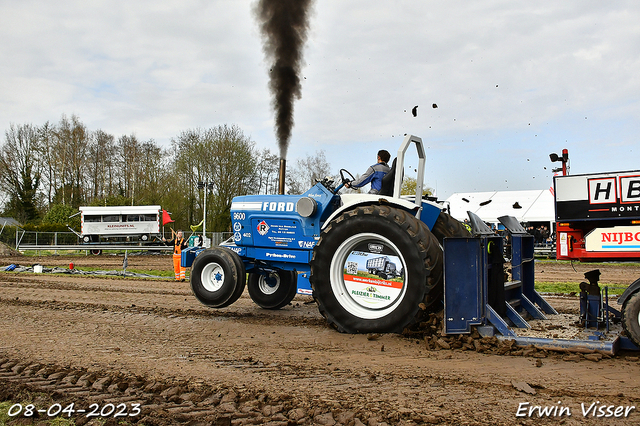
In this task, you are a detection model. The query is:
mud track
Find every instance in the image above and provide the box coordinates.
[0,254,639,425]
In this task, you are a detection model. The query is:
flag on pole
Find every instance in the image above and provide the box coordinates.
[162,209,174,225]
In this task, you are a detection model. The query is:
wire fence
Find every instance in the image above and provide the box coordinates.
[0,227,233,251]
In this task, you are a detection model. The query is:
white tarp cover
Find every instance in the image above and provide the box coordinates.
[445,189,555,224]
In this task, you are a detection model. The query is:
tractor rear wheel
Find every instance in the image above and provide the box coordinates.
[247,270,297,309]
[621,290,640,347]
[310,205,443,333]
[190,247,244,308]
[431,211,471,245]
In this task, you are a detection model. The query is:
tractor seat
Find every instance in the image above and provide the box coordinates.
[379,158,399,197]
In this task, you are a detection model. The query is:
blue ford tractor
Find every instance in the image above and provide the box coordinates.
[183,135,469,333]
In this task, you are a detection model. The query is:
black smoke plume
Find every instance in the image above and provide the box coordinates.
[255,0,314,159]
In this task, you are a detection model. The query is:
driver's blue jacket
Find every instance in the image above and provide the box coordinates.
[350,162,390,194]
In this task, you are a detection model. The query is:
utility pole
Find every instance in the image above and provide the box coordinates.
[197,181,214,248]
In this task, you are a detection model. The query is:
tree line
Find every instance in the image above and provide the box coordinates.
[0,115,333,233]
[0,115,433,235]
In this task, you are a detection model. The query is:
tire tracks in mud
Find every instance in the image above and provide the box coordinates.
[0,355,350,425]
[0,275,182,296]
[1,352,636,426]
[0,273,327,329]
[0,296,328,330]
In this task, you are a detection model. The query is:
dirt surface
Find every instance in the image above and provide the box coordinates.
[0,253,639,425]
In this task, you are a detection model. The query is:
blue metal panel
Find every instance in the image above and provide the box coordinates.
[181,246,205,268]
[443,238,484,334]
[419,202,441,230]
[485,304,516,337]
[296,271,313,295]
[246,246,312,266]
[230,182,339,249]
[512,233,558,315]
[619,336,640,351]
[520,294,547,320]
[505,304,530,329]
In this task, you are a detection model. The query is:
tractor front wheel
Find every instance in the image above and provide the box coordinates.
[247,270,297,309]
[190,247,245,308]
[310,205,443,334]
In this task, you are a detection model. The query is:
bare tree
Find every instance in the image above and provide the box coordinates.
[208,125,257,231]
[0,123,42,222]
[253,148,280,195]
[55,114,90,207]
[286,150,332,194]
[170,128,208,228]
[87,129,116,203]
[170,125,258,232]
[138,139,169,205]
[38,121,58,206]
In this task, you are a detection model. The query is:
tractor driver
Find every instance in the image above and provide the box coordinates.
[346,149,391,194]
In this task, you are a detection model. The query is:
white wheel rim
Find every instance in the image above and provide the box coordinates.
[201,262,225,292]
[258,274,280,295]
[329,233,407,320]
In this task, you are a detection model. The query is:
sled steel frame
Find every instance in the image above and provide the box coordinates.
[443,212,625,355]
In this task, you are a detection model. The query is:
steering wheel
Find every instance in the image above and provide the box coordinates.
[334,169,356,194]
[340,169,355,185]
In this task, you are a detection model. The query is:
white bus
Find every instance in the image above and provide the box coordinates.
[80,205,162,243]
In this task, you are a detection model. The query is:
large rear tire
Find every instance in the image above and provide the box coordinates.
[190,247,244,308]
[247,270,297,310]
[310,205,443,333]
[431,211,471,245]
[621,291,640,348]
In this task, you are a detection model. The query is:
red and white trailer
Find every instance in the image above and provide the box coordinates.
[553,170,640,348]
[554,170,640,261]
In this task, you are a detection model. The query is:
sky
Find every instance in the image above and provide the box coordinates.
[1,0,639,199]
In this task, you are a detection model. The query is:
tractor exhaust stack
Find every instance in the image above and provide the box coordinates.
[278,158,286,195]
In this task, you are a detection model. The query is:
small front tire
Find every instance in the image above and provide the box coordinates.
[190,248,244,308]
[247,270,297,310]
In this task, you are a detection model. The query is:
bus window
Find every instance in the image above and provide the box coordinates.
[84,215,101,222]
[125,215,140,222]
[102,215,119,222]
[142,214,156,221]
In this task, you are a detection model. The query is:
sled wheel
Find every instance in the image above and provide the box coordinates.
[622,291,640,348]
[190,247,243,308]
[430,211,471,245]
[247,270,297,310]
[310,204,443,333]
